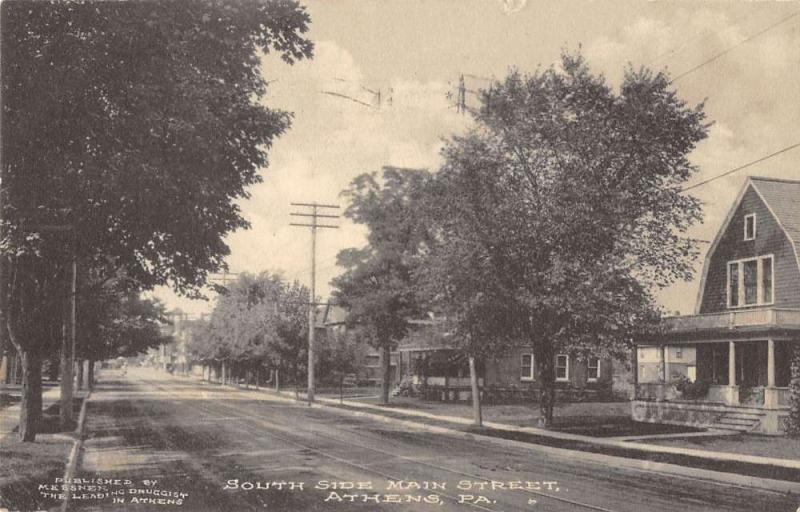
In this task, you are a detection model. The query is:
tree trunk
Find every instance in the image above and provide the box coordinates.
[59,327,74,428]
[13,352,22,384]
[469,356,482,427]
[76,358,85,390]
[87,358,95,390]
[4,351,15,384]
[19,350,41,442]
[275,368,280,391]
[380,344,391,405]
[538,346,556,428]
[221,361,227,385]
[32,354,42,423]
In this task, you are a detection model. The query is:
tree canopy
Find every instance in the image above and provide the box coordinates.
[1,0,313,296]
[332,167,432,403]
[0,0,313,441]
[189,272,309,381]
[426,53,709,425]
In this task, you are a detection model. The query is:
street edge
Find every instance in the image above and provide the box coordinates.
[184,375,800,495]
[209,381,800,496]
[307,393,800,496]
[60,390,92,512]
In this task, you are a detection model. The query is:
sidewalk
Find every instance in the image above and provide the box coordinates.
[315,393,800,470]
[0,383,62,442]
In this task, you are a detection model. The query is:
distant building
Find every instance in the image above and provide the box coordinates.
[315,304,399,386]
[632,176,800,434]
[396,320,625,403]
[154,308,202,374]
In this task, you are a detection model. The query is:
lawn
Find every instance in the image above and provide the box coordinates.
[0,434,73,511]
[0,398,82,511]
[643,433,800,461]
[317,387,632,427]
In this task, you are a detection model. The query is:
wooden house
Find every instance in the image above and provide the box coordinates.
[632,176,800,434]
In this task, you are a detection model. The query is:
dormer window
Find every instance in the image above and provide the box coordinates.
[744,213,756,240]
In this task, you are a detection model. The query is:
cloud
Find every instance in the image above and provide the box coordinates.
[154,40,470,315]
[496,0,527,15]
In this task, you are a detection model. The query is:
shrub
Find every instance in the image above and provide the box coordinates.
[786,345,800,437]
[674,376,709,400]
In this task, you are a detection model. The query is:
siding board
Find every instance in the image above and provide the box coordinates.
[700,186,800,313]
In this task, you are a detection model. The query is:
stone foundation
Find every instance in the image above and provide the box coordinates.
[631,400,789,435]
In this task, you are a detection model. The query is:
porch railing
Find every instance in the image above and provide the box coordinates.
[663,308,800,331]
[776,387,790,407]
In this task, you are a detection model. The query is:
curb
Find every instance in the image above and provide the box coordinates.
[60,390,92,512]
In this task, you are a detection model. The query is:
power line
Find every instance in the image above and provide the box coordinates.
[681,142,800,192]
[670,11,799,83]
[648,12,753,67]
[320,90,376,109]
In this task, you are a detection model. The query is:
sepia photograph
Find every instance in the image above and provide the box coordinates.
[1,0,799,510]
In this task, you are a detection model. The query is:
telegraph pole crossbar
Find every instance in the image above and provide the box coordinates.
[289,202,339,405]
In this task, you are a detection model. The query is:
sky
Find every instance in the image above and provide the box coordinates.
[153,0,800,318]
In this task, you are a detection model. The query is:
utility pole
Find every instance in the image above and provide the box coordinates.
[290,202,339,405]
[458,75,466,114]
[64,248,76,425]
[209,271,240,290]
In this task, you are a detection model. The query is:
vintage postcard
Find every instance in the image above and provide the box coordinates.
[1,1,799,511]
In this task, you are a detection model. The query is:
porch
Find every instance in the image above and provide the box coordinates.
[632,308,799,434]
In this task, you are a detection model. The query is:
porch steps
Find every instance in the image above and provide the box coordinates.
[709,410,764,432]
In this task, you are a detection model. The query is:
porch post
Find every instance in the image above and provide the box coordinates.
[659,345,666,382]
[728,341,736,386]
[767,338,775,388]
[765,338,778,408]
[726,341,739,405]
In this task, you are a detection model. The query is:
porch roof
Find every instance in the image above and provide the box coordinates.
[645,308,800,343]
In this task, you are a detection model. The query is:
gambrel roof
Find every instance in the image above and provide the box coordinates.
[695,176,800,313]
[750,177,800,264]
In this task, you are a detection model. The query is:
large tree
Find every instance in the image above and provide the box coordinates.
[1,0,312,440]
[434,53,708,427]
[414,189,519,425]
[77,279,171,365]
[332,167,431,404]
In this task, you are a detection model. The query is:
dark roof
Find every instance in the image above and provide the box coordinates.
[751,176,800,268]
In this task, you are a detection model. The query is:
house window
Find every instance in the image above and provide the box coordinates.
[555,355,569,381]
[728,262,739,307]
[727,255,774,307]
[744,213,756,240]
[520,354,535,381]
[675,348,683,360]
[587,357,600,381]
[762,257,773,302]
